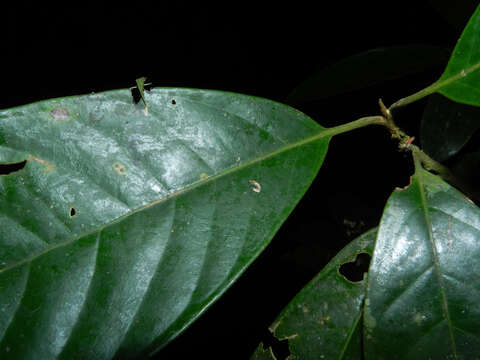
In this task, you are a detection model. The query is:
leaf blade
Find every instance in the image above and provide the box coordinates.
[0,88,330,359]
[258,228,376,360]
[420,94,480,161]
[436,4,480,106]
[364,169,480,359]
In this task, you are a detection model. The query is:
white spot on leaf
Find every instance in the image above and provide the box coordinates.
[249,180,261,193]
[50,107,70,121]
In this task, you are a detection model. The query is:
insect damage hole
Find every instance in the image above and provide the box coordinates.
[339,252,371,282]
[69,207,77,218]
[0,160,27,175]
[260,328,291,360]
[171,99,176,105]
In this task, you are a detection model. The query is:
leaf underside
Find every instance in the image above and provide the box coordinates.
[0,88,330,359]
[365,169,480,359]
[420,94,480,162]
[286,45,449,105]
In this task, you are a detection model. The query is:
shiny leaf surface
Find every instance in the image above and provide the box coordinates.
[260,228,376,360]
[286,45,449,105]
[436,4,480,106]
[0,88,330,359]
[420,94,480,161]
[364,168,480,359]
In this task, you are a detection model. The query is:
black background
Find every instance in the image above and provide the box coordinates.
[2,1,478,359]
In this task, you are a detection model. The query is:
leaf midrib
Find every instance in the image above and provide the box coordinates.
[416,169,458,358]
[0,127,331,275]
[436,61,480,92]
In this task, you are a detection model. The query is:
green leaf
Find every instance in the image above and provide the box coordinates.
[364,168,480,359]
[435,4,480,106]
[420,94,480,161]
[286,45,450,105]
[135,76,148,114]
[0,88,330,359]
[259,228,376,360]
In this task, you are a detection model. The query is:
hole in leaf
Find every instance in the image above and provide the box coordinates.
[69,207,76,217]
[130,87,142,104]
[171,99,176,105]
[130,82,152,104]
[339,252,371,282]
[261,328,290,360]
[0,160,27,175]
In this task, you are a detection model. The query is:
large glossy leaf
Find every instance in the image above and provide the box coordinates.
[420,94,480,161]
[256,228,376,360]
[0,88,330,359]
[364,168,480,359]
[435,4,480,106]
[286,45,449,105]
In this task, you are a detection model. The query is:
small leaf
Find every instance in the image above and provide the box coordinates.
[286,45,449,105]
[364,168,480,359]
[0,88,331,359]
[259,228,376,360]
[420,94,480,161]
[135,77,148,114]
[435,4,480,106]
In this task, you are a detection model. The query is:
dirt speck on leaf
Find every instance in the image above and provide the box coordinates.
[112,162,127,175]
[414,313,426,325]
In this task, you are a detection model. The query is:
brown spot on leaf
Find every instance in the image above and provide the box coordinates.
[28,155,55,172]
[112,162,127,175]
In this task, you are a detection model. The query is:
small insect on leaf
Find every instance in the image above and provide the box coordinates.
[249,180,261,193]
